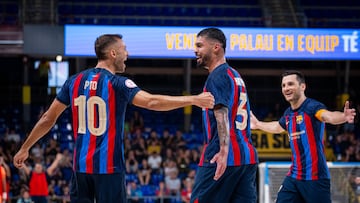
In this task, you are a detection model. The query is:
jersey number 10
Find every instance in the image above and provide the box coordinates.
[74,95,107,136]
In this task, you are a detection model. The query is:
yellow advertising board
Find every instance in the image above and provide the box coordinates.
[251,130,291,159]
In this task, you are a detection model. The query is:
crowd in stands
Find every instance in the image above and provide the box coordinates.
[0,103,359,202]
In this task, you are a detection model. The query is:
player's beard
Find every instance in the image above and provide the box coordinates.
[196,54,210,70]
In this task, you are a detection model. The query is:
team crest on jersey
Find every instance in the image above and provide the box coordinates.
[125,79,137,88]
[296,115,303,124]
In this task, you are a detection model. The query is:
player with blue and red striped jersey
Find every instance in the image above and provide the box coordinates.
[251,70,356,203]
[191,28,258,203]
[13,34,214,203]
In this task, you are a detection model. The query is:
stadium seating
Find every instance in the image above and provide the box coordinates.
[2,0,360,27]
[299,0,360,28]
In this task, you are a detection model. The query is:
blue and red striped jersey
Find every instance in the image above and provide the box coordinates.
[56,68,140,174]
[199,63,258,167]
[279,98,330,180]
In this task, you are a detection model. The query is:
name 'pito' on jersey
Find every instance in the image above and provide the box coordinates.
[84,80,98,90]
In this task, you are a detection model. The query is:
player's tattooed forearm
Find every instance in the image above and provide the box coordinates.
[214,107,230,146]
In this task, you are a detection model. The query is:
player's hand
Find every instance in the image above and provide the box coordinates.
[344,101,356,123]
[210,148,228,181]
[196,92,214,109]
[13,148,29,169]
[250,111,259,129]
[55,153,64,160]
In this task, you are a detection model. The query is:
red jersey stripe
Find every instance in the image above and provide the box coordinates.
[71,74,83,141]
[107,82,116,173]
[85,73,100,173]
[227,69,241,165]
[292,112,302,180]
[304,114,319,180]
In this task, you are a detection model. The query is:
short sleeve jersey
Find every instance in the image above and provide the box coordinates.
[200,63,258,167]
[279,98,330,180]
[56,68,141,174]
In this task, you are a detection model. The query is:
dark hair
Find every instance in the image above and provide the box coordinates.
[197,27,226,53]
[282,70,305,84]
[94,34,123,60]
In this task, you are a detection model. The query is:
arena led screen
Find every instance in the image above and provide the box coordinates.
[65,25,360,60]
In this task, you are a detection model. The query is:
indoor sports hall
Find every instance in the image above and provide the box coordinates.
[0,0,359,202]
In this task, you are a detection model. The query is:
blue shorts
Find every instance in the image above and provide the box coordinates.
[70,172,126,203]
[276,176,331,203]
[190,164,257,203]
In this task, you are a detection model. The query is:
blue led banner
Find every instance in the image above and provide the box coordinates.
[65,25,360,60]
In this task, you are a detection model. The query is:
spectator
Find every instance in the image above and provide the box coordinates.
[127,181,143,203]
[146,130,159,146]
[344,145,357,162]
[162,148,175,164]
[20,153,63,203]
[155,181,170,203]
[16,188,32,203]
[133,138,148,163]
[4,128,21,144]
[59,149,72,184]
[332,135,344,161]
[183,169,196,185]
[176,149,190,178]
[147,151,162,174]
[62,184,71,203]
[163,159,178,179]
[147,139,161,156]
[172,130,186,149]
[137,159,151,186]
[160,129,173,148]
[130,111,144,133]
[30,143,43,160]
[189,149,200,169]
[0,145,12,166]
[180,178,193,203]
[131,128,147,142]
[126,150,139,174]
[124,138,132,155]
[44,139,60,160]
[164,170,181,196]
[355,140,360,161]
[47,179,57,201]
[54,180,65,196]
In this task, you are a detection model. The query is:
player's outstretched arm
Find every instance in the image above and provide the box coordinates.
[321,101,356,125]
[132,90,214,111]
[13,99,67,169]
[250,111,285,134]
